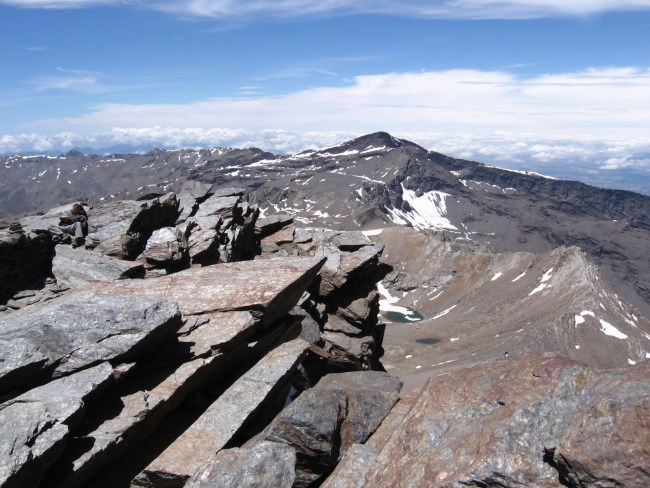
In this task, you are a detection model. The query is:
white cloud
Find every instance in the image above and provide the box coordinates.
[28,67,650,137]
[3,0,650,18]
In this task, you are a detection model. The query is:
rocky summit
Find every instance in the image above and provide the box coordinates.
[0,133,649,487]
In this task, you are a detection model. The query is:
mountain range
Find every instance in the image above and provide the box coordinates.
[3,131,650,321]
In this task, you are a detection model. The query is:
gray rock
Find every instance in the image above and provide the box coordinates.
[195,194,240,219]
[266,387,347,487]
[52,245,144,288]
[316,371,402,450]
[0,293,181,394]
[0,362,114,488]
[255,214,294,237]
[187,441,296,488]
[183,180,215,201]
[144,227,187,266]
[134,338,310,488]
[90,195,180,259]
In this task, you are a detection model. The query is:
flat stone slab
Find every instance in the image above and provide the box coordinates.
[0,362,114,488]
[52,245,144,288]
[83,257,326,325]
[133,338,310,488]
[0,293,181,394]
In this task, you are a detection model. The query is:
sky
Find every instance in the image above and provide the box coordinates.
[1,0,650,192]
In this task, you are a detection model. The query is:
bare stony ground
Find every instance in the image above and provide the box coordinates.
[370,226,650,388]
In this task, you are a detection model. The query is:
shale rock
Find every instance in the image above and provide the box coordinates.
[83,256,325,325]
[0,362,114,488]
[363,355,650,488]
[134,338,310,488]
[0,293,181,394]
[89,194,180,259]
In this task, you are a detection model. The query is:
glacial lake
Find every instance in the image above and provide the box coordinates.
[381,307,424,323]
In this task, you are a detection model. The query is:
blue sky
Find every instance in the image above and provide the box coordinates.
[1,1,650,192]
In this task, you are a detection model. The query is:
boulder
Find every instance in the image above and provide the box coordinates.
[255,214,294,238]
[264,371,401,487]
[52,245,144,288]
[0,362,114,488]
[0,293,181,394]
[0,225,53,303]
[187,441,296,488]
[90,195,180,259]
[144,226,187,267]
[363,355,650,488]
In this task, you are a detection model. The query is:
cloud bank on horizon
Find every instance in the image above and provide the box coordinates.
[1,0,650,192]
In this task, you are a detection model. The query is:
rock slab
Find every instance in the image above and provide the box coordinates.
[0,293,181,394]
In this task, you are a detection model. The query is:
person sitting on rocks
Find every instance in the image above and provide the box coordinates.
[51,203,89,248]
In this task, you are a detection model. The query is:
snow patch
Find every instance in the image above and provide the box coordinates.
[491,272,503,281]
[432,305,457,320]
[387,184,458,231]
[361,229,383,236]
[599,319,628,339]
[512,272,526,282]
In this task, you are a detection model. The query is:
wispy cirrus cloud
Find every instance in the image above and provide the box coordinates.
[30,67,109,93]
[3,0,650,18]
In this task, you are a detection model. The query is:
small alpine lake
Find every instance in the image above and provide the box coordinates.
[381,306,424,323]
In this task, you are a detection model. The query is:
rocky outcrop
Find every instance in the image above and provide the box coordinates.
[0,363,114,488]
[0,195,393,488]
[0,223,53,304]
[346,355,650,488]
[258,223,387,371]
[186,441,297,488]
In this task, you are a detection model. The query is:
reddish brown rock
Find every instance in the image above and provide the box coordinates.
[363,355,650,488]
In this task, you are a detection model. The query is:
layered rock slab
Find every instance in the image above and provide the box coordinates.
[363,355,650,488]
[0,362,114,488]
[52,245,144,288]
[49,311,257,488]
[133,338,310,488]
[0,294,181,394]
[83,256,325,324]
